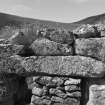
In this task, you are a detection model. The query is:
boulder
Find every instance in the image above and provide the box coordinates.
[87,85,105,105]
[0,44,24,73]
[31,38,73,56]
[75,37,105,61]
[20,56,105,77]
[45,29,74,44]
[73,24,99,38]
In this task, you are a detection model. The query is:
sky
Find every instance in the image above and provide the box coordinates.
[0,0,105,23]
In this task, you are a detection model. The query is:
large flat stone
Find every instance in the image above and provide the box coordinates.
[20,56,105,77]
[75,37,105,61]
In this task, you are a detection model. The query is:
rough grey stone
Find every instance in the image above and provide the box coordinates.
[31,95,40,103]
[45,29,74,44]
[0,39,10,44]
[36,76,52,86]
[101,31,105,37]
[66,91,81,97]
[32,87,44,96]
[64,98,80,105]
[87,85,105,105]
[75,37,105,61]
[51,96,63,103]
[0,44,24,73]
[33,76,40,82]
[49,88,66,98]
[27,82,39,90]
[65,85,80,92]
[64,78,81,85]
[31,95,51,105]
[73,24,99,38]
[51,77,64,86]
[0,44,24,56]
[21,56,105,77]
[31,38,73,55]
[95,24,105,32]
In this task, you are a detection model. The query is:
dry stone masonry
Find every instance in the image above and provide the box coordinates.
[0,24,105,105]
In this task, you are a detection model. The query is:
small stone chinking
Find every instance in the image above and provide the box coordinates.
[0,23,105,105]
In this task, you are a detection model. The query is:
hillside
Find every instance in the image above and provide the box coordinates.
[74,13,105,25]
[0,12,78,31]
[0,12,105,31]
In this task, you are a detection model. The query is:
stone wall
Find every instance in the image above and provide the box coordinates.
[27,76,81,105]
[0,24,105,105]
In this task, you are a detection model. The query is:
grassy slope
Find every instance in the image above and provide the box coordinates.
[0,12,105,30]
[73,13,105,24]
[0,12,105,39]
[0,12,77,30]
